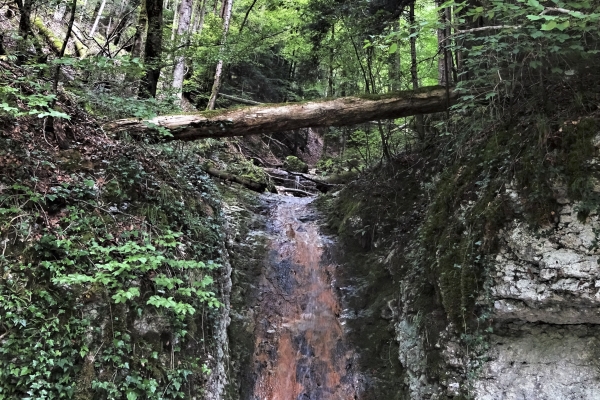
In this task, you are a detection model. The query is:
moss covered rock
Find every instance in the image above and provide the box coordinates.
[283,156,308,173]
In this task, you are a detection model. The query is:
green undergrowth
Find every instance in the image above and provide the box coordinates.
[0,122,226,399]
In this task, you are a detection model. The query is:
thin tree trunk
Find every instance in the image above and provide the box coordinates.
[89,0,107,37]
[206,0,233,110]
[409,2,425,141]
[54,3,67,21]
[15,0,33,64]
[437,1,453,86]
[140,0,164,98]
[377,120,391,161]
[111,0,140,45]
[173,0,194,101]
[238,0,257,33]
[191,0,206,33]
[349,33,370,94]
[327,23,335,97]
[79,0,88,24]
[170,0,180,41]
[107,86,458,140]
[47,0,77,137]
[131,0,148,59]
[124,0,147,93]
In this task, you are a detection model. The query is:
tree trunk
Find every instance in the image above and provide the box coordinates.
[191,0,206,33]
[437,2,453,86]
[140,0,164,98]
[170,0,180,41]
[78,0,88,24]
[172,0,194,101]
[409,2,425,141]
[205,167,267,192]
[15,0,34,64]
[106,86,457,140]
[54,3,67,21]
[46,0,78,137]
[327,23,335,97]
[89,0,107,37]
[111,0,140,46]
[206,0,233,110]
[238,0,257,33]
[131,0,148,59]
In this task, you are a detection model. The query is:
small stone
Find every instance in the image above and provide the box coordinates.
[560,215,574,224]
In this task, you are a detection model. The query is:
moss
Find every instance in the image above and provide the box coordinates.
[33,18,65,55]
[356,85,446,101]
[74,355,95,400]
[74,40,86,58]
[283,155,308,173]
[419,117,600,330]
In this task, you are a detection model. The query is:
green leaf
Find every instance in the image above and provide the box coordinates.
[526,0,544,9]
[541,20,558,30]
[529,60,542,69]
[388,43,398,54]
[530,30,544,38]
[126,391,138,400]
[37,109,71,120]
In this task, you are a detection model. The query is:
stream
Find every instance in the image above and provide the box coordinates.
[249,195,360,400]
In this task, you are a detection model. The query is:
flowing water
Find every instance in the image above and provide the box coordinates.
[250,195,359,400]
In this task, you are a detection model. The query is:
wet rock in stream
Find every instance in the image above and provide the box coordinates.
[250,195,359,400]
[224,190,407,400]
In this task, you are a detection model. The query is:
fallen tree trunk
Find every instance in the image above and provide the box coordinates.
[205,166,267,192]
[105,86,456,141]
[219,93,262,105]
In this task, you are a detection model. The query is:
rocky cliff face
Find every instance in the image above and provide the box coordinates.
[393,197,600,400]
[473,200,600,399]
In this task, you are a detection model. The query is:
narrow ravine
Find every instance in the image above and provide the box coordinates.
[250,195,359,400]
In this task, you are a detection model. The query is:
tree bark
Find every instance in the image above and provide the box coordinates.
[78,0,88,24]
[15,0,34,64]
[131,0,148,59]
[205,166,267,192]
[172,0,194,101]
[206,0,233,110]
[239,0,257,33]
[110,0,140,46]
[437,1,453,86]
[409,2,425,141]
[46,0,78,136]
[140,0,164,98]
[106,86,457,141]
[170,0,180,41]
[89,0,107,37]
[191,0,206,33]
[54,3,67,21]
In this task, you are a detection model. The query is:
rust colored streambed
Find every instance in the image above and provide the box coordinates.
[250,196,359,400]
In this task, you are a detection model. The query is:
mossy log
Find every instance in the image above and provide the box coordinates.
[105,86,457,141]
[205,166,267,192]
[33,18,68,56]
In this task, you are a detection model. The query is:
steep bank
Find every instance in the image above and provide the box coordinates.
[321,112,600,398]
[0,113,231,399]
